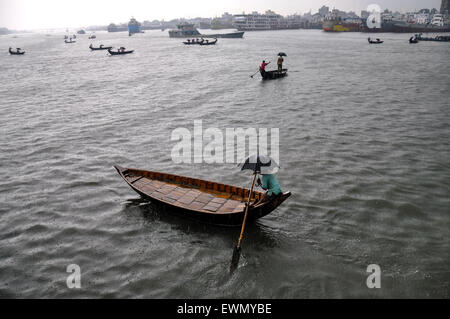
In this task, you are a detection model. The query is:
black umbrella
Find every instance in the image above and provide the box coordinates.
[239,154,279,174]
[278,52,287,57]
[230,155,279,274]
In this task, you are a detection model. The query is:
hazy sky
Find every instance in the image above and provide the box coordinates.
[0,0,442,30]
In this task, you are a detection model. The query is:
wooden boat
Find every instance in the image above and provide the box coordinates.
[199,39,218,46]
[409,37,418,44]
[9,48,25,55]
[108,48,134,55]
[89,44,113,50]
[260,69,288,80]
[183,41,199,45]
[114,165,291,226]
[368,38,383,44]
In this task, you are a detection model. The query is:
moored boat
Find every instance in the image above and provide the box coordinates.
[260,69,288,80]
[114,165,291,226]
[65,39,76,43]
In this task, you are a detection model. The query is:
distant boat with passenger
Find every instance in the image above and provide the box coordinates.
[169,23,244,38]
[183,38,218,45]
[89,44,112,50]
[9,47,25,55]
[108,47,134,55]
[368,37,383,44]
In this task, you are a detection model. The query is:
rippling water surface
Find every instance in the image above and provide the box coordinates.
[0,30,449,298]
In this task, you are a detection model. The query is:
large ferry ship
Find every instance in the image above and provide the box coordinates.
[128,17,142,34]
[168,23,244,38]
[233,11,301,31]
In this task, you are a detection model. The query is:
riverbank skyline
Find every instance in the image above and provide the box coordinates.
[0,0,443,30]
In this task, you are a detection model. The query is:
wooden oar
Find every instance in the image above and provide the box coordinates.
[230,172,258,274]
[250,70,260,78]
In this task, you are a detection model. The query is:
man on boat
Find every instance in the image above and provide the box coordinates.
[256,173,282,202]
[277,55,284,72]
[260,60,270,76]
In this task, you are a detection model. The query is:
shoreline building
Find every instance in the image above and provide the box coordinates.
[441,0,449,14]
[233,10,301,31]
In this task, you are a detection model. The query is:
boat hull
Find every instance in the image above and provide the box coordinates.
[89,46,113,50]
[323,20,362,32]
[418,35,450,42]
[9,50,25,55]
[363,22,450,33]
[114,165,291,226]
[108,49,134,55]
[170,31,244,38]
[202,32,244,38]
[260,69,288,80]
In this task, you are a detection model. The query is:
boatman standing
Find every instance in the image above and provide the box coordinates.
[277,55,284,72]
[260,60,270,76]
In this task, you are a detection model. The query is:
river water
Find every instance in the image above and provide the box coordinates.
[0,29,449,298]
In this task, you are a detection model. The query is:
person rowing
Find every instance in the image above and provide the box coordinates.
[260,60,270,76]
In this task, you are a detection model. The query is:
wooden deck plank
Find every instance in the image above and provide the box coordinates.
[187,201,206,210]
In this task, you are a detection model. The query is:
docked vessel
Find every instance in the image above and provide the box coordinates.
[363,19,450,33]
[128,17,142,35]
[169,23,244,38]
[323,14,363,32]
[233,11,301,31]
[417,34,450,42]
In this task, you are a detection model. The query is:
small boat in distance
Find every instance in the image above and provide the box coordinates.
[65,39,76,44]
[183,38,218,45]
[260,69,288,80]
[88,34,96,39]
[89,44,113,50]
[409,36,419,44]
[114,165,291,226]
[108,47,134,55]
[199,38,218,45]
[368,37,383,44]
[9,47,25,55]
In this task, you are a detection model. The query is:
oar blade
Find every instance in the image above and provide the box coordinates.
[230,246,241,274]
